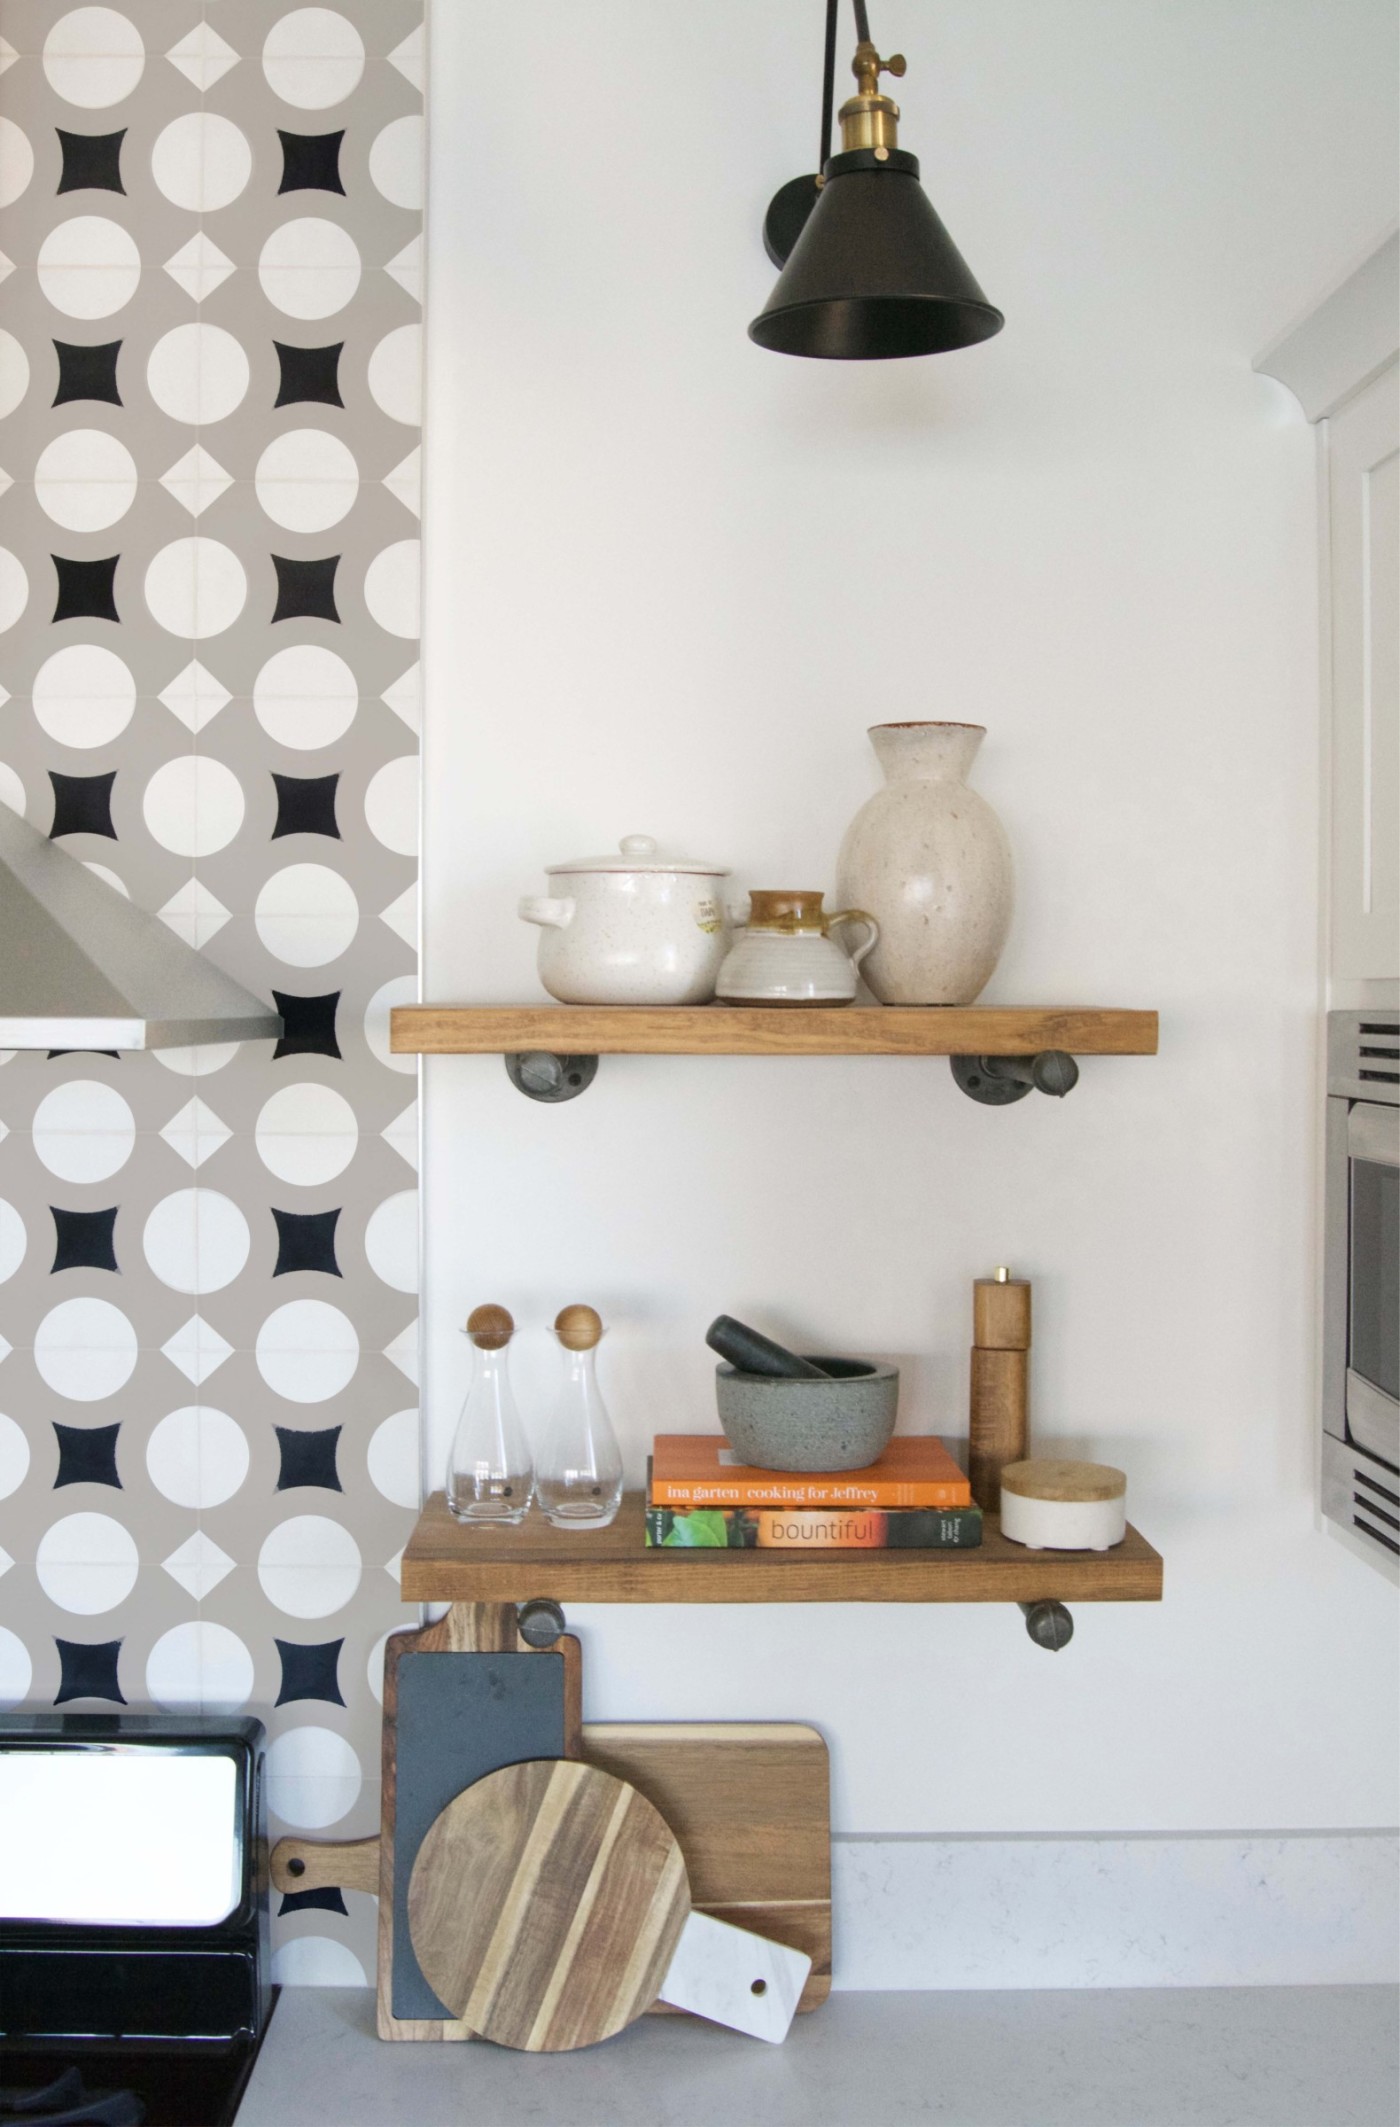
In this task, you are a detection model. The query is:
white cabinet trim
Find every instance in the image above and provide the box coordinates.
[1254,228,1399,421]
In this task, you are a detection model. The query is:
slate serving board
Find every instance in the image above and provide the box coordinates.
[391,1653,570,2021]
[376,1603,581,2041]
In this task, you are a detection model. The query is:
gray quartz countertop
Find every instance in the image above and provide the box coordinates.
[236,1983,1398,2126]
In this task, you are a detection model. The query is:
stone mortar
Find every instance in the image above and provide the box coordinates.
[715,1357,899,1472]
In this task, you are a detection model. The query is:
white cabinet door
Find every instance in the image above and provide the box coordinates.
[1329,364,1399,981]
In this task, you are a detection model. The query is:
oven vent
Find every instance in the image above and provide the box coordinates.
[1323,1434,1398,1574]
[1352,1470,1400,1551]
[1354,1467,1400,1510]
[1330,1011,1400,1098]
[1357,1022,1398,1082]
[1353,1510,1400,1557]
[1359,1024,1398,1082]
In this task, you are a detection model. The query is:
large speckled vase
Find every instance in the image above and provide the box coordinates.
[835,722,1013,1005]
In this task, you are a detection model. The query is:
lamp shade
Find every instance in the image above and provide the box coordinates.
[749,147,1002,360]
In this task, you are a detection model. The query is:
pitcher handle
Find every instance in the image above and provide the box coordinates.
[827,909,879,968]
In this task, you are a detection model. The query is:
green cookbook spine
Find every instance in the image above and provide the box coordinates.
[644,1505,984,1550]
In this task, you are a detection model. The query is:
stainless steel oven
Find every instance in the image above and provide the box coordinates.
[1322,1011,1399,1563]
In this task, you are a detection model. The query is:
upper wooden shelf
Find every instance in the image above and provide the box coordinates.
[402,1492,1164,1606]
[391,1005,1159,1058]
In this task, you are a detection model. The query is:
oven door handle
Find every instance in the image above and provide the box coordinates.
[1347,1368,1399,1467]
[1348,1100,1400,1166]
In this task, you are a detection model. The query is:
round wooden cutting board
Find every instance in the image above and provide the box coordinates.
[407,1758,691,2052]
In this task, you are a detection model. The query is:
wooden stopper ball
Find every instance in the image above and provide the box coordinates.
[973,1270,1032,1351]
[554,1304,602,1351]
[467,1303,514,1349]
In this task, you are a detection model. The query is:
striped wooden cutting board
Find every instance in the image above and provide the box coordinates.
[407,1759,690,2052]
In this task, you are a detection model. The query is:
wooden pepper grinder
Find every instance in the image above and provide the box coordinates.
[969,1266,1031,1511]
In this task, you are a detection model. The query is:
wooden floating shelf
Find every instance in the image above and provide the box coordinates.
[402,1492,1164,1607]
[391,1005,1159,1059]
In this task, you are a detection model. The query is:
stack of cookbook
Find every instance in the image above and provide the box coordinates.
[644,1434,982,1549]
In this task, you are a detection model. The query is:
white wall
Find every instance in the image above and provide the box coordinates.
[421,0,1399,1862]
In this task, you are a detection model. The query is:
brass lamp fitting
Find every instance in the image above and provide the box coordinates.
[838,39,906,155]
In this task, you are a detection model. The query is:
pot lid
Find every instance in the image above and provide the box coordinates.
[546,834,729,877]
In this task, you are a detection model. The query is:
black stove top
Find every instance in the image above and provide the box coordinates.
[0,2034,265,2127]
[0,2064,144,2125]
[1,1716,273,2126]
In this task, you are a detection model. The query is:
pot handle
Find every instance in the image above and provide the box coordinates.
[518,895,575,930]
[827,909,879,967]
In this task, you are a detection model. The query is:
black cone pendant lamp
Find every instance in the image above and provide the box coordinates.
[749,0,1003,360]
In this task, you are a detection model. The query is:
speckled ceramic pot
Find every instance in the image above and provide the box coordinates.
[834,723,1013,1006]
[716,1357,899,1472]
[520,834,731,1005]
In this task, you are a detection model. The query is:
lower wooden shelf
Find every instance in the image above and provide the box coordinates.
[402,1492,1164,1606]
[391,1004,1159,1058]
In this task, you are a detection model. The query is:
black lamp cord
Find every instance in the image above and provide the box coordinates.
[821,0,876,172]
[818,0,838,171]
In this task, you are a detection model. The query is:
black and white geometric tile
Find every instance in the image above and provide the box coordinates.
[0,1,424,1988]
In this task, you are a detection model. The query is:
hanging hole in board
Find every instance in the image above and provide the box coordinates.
[288,1857,306,1878]
[750,1978,767,1996]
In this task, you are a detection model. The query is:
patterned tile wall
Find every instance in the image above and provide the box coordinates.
[0,1,424,1986]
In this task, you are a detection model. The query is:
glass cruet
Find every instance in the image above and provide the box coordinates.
[535,1305,624,1529]
[446,1303,534,1524]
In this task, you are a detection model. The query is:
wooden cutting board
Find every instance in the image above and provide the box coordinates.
[380,1603,581,2040]
[409,1760,691,2052]
[582,1721,830,2009]
[271,1717,830,2022]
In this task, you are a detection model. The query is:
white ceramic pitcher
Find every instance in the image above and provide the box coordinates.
[715,891,878,1006]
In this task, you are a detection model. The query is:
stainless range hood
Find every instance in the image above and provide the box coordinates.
[0,803,283,1051]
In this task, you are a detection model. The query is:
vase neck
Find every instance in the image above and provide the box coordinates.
[869,723,984,785]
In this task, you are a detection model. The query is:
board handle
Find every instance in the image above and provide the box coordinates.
[272,1834,381,1896]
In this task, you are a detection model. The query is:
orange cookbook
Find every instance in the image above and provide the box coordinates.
[649,1434,972,1509]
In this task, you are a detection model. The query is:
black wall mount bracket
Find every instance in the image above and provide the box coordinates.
[505,1048,1084,1106]
[517,1597,568,1646]
[505,1051,598,1102]
[951,1051,1080,1104]
[1020,1599,1074,1651]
